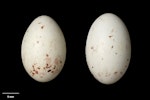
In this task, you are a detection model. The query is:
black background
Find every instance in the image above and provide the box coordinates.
[0,0,148,99]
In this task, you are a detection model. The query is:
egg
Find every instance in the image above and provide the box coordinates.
[21,15,66,82]
[85,13,131,84]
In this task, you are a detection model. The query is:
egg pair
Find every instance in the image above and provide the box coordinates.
[21,13,131,84]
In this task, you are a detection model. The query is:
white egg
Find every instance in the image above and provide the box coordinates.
[21,15,66,82]
[85,13,131,84]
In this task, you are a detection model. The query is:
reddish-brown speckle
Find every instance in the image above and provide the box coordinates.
[120,72,123,75]
[37,67,40,70]
[53,65,56,69]
[105,73,110,77]
[48,70,51,72]
[32,65,35,71]
[30,71,35,76]
[46,54,49,57]
[114,72,118,75]
[127,59,129,62]
[30,63,42,76]
[46,63,49,67]
[51,71,54,73]
[109,35,113,38]
[91,46,94,49]
[44,55,51,68]
[98,73,101,77]
[60,60,62,64]
[43,67,46,70]
[35,70,38,74]
[41,25,44,29]
[31,72,35,76]
[46,64,51,68]
[54,57,61,65]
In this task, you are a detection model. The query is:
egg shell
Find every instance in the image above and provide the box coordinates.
[85,13,131,84]
[21,15,66,82]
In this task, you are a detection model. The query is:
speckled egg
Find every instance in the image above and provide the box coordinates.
[85,13,131,84]
[21,15,66,82]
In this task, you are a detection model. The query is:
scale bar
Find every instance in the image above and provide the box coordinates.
[2,92,20,94]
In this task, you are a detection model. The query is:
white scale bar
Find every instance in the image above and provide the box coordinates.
[2,92,20,94]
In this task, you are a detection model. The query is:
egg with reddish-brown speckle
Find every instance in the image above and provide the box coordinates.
[85,13,131,85]
[21,15,66,82]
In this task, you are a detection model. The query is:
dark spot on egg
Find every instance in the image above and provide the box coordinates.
[91,66,94,68]
[35,70,38,74]
[120,72,123,75]
[41,25,44,29]
[37,67,40,70]
[51,71,54,73]
[115,52,118,55]
[53,65,56,69]
[30,71,35,76]
[40,76,43,78]
[43,67,46,70]
[37,41,39,44]
[127,59,129,62]
[111,45,113,48]
[46,54,49,57]
[91,46,94,49]
[46,63,49,67]
[32,72,35,76]
[54,57,61,65]
[46,64,51,68]
[48,70,51,72]
[105,72,110,77]
[114,72,118,75]
[32,65,34,68]
[126,44,129,50]
[60,60,62,64]
[44,55,51,68]
[109,35,113,38]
